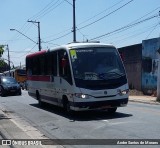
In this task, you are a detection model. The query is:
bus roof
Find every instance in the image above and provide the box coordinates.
[26,50,46,58]
[60,42,115,49]
[26,42,116,58]
[48,42,116,52]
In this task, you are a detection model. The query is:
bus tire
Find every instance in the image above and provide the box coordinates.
[63,97,72,114]
[18,90,22,95]
[36,91,44,107]
[107,107,117,114]
[0,87,5,97]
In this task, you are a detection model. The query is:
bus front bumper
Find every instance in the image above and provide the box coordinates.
[70,98,128,111]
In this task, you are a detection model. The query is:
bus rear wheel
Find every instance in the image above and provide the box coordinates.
[36,91,44,107]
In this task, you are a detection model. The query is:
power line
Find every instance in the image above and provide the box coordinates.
[90,14,158,41]
[78,0,134,30]
[39,5,160,43]
[93,7,160,41]
[38,1,64,19]
[41,0,125,41]
[44,31,72,43]
[10,51,27,53]
[8,0,64,45]
[64,0,72,6]
[104,23,158,42]
[11,44,37,59]
[77,0,125,26]
[145,23,159,39]
[110,23,159,45]
[29,0,62,20]
[42,0,134,43]
[28,0,57,20]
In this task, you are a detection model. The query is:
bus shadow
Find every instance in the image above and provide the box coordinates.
[30,103,132,121]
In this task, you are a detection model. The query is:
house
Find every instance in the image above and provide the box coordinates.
[118,37,160,94]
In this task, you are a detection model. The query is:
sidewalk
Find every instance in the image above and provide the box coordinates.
[0,108,60,148]
[129,95,160,105]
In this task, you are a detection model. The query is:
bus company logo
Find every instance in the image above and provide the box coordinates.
[2,140,11,145]
[104,91,107,95]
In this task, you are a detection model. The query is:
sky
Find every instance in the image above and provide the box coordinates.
[0,0,160,67]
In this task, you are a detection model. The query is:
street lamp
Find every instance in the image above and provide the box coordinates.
[10,29,37,45]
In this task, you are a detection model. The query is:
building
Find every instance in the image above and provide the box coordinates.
[118,37,160,94]
[118,44,142,91]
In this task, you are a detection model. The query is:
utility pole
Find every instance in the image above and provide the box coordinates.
[1,45,11,75]
[0,44,11,74]
[73,0,76,42]
[28,20,41,51]
[156,11,160,101]
[7,45,10,75]
[157,39,160,101]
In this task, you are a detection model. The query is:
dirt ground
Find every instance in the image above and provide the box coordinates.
[129,89,157,97]
[129,89,144,96]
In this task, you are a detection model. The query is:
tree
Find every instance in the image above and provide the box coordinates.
[0,45,4,57]
[0,59,8,73]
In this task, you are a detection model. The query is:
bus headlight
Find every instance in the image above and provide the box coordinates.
[117,89,129,96]
[75,93,90,99]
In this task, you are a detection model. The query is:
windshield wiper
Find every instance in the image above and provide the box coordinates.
[98,71,125,80]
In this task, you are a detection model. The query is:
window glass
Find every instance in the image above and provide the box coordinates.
[26,51,58,76]
[39,55,45,75]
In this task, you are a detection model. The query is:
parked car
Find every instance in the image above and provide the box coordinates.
[0,76,22,97]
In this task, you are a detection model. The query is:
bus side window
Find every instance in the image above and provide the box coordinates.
[46,52,57,76]
[52,52,57,76]
[58,50,72,85]
[26,58,33,76]
[39,55,46,75]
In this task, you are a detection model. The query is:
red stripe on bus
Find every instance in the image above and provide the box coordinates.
[26,50,46,58]
[27,76,50,82]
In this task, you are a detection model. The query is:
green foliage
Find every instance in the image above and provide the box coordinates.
[0,59,8,73]
[0,60,6,66]
[0,45,4,57]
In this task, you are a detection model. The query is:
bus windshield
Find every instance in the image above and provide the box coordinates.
[70,47,127,90]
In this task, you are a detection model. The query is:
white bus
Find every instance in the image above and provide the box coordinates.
[26,42,129,113]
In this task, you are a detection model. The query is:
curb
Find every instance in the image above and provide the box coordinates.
[0,108,63,148]
[129,99,160,105]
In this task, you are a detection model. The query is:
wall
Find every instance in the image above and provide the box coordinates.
[118,44,142,91]
[142,37,160,94]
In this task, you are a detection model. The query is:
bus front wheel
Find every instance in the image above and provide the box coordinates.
[107,107,117,114]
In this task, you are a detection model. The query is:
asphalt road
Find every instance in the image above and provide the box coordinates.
[0,90,160,148]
